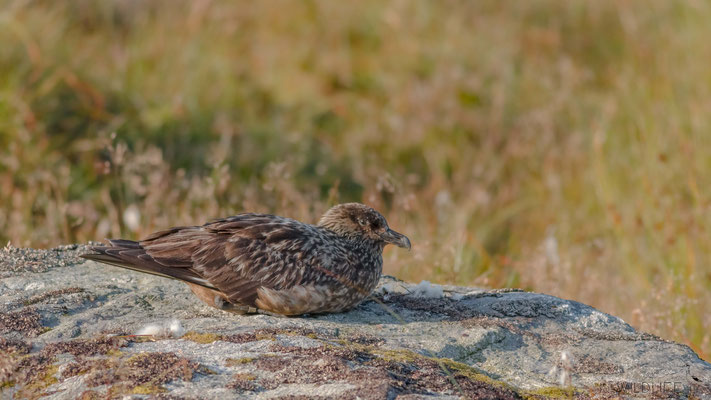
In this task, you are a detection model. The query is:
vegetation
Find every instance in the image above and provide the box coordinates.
[1,1,709,358]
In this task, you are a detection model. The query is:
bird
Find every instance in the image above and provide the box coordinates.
[81,203,411,316]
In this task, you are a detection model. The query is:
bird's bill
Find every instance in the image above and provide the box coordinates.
[380,229,411,250]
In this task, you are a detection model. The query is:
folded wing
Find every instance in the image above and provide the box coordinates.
[82,214,315,309]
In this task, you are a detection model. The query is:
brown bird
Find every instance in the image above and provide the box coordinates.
[81,203,410,316]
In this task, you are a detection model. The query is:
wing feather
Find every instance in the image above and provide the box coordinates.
[83,213,333,309]
[188,216,316,305]
[81,244,213,289]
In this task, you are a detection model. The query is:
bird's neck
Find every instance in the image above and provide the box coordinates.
[345,236,384,258]
[322,229,381,253]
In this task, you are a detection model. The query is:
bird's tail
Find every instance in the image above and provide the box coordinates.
[81,239,215,289]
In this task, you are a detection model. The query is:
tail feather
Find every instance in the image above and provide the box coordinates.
[81,241,216,290]
[107,239,141,249]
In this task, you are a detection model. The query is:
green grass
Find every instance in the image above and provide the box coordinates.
[1,0,710,359]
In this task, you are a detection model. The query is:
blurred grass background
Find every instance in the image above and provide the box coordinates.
[1,0,710,358]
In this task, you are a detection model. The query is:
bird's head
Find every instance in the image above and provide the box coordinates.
[318,203,411,250]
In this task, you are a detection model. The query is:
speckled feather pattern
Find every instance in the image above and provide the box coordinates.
[82,203,408,316]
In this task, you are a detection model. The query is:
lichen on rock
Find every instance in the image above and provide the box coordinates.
[1,247,710,399]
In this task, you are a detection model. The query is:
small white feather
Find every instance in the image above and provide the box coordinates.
[136,324,162,336]
[136,319,185,338]
[410,280,444,298]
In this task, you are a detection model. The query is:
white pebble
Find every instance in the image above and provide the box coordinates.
[25,282,46,291]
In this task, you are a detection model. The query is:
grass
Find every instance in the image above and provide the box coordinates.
[1,0,709,359]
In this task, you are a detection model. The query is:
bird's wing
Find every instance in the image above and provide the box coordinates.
[81,237,215,289]
[140,214,319,307]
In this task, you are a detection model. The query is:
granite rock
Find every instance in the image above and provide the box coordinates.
[1,244,710,399]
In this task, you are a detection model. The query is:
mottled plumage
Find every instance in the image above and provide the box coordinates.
[81,203,411,316]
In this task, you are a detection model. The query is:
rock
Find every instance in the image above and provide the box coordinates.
[1,244,710,399]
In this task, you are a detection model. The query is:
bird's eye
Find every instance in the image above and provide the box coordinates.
[358,218,367,227]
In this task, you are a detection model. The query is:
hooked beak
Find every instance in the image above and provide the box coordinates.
[380,228,411,250]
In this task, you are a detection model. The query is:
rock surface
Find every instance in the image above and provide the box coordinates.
[1,244,710,399]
